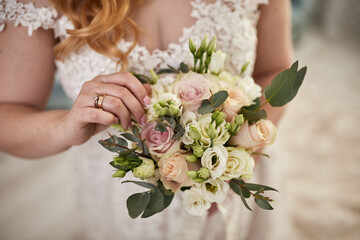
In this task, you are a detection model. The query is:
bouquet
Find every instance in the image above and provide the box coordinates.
[99,36,306,218]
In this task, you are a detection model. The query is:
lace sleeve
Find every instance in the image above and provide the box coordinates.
[0,0,58,36]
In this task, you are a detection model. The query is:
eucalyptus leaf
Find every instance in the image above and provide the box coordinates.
[132,126,141,138]
[180,62,189,73]
[122,180,159,191]
[167,64,180,74]
[289,66,307,101]
[127,192,151,218]
[198,99,215,114]
[239,108,267,124]
[155,122,167,132]
[244,183,278,192]
[254,197,273,210]
[243,98,260,112]
[211,90,229,108]
[98,136,128,153]
[230,181,252,211]
[109,161,127,170]
[118,148,137,156]
[131,72,151,84]
[291,60,298,71]
[121,133,139,143]
[141,190,164,218]
[241,187,251,198]
[157,68,179,74]
[240,61,250,74]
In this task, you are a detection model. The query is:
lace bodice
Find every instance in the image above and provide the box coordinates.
[1,0,268,239]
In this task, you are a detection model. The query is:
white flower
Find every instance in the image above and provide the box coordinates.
[197,113,230,147]
[180,111,199,145]
[146,92,183,121]
[151,74,177,100]
[221,147,255,180]
[201,178,229,203]
[236,76,262,102]
[218,71,238,88]
[209,50,227,75]
[201,145,228,179]
[132,158,155,180]
[183,186,211,216]
[147,169,161,186]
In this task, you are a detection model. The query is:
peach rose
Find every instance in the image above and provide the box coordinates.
[222,87,252,122]
[141,121,181,157]
[173,72,218,112]
[228,119,277,151]
[158,151,200,193]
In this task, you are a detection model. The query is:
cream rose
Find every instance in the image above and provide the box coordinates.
[222,87,252,122]
[183,186,211,216]
[197,113,230,147]
[228,119,277,151]
[236,76,262,102]
[201,178,229,203]
[221,147,255,180]
[158,151,200,193]
[173,72,219,112]
[141,121,181,157]
[201,145,228,179]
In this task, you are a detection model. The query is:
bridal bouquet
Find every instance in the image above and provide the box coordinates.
[99,36,306,218]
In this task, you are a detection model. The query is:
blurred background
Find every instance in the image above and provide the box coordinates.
[1,0,359,239]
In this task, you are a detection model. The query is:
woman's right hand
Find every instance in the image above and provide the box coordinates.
[62,72,151,146]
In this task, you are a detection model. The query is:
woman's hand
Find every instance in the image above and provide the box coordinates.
[63,72,151,146]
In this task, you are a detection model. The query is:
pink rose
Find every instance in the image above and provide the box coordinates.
[158,151,200,193]
[141,122,181,157]
[228,119,277,151]
[222,87,251,122]
[173,72,218,112]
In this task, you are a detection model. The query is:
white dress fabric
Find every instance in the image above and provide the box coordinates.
[1,0,271,239]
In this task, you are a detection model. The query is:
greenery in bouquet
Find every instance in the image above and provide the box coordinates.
[99,35,306,218]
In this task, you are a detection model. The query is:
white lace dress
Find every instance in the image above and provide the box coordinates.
[1,0,271,239]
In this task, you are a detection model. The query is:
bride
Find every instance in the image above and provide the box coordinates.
[0,0,293,239]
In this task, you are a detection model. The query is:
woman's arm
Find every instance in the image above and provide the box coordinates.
[254,0,294,125]
[0,24,149,159]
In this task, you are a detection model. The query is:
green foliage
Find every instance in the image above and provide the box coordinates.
[180,62,189,73]
[264,61,307,107]
[131,72,152,84]
[240,61,250,75]
[123,181,174,218]
[198,90,229,114]
[98,134,128,153]
[239,108,267,124]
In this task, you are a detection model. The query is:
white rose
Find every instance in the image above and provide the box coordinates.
[236,76,262,102]
[221,147,255,180]
[180,111,199,145]
[183,186,211,216]
[201,178,229,203]
[209,50,227,75]
[197,113,230,147]
[201,145,228,179]
[218,71,238,88]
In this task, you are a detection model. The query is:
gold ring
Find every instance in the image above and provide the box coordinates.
[94,94,104,109]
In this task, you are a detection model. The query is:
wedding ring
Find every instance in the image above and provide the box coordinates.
[94,94,104,109]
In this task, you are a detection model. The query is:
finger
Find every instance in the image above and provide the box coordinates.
[143,83,152,94]
[97,72,149,107]
[101,95,132,129]
[79,107,118,126]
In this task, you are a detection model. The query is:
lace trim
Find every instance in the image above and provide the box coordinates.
[0,0,57,36]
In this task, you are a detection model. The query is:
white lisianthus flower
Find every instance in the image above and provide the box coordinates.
[183,186,211,216]
[209,50,227,75]
[132,157,156,180]
[201,178,229,203]
[201,145,228,179]
[218,71,238,88]
[151,74,177,100]
[221,147,255,180]
[236,76,262,102]
[197,113,230,147]
[180,111,199,145]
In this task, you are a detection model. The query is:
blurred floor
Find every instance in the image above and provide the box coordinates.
[0,28,359,240]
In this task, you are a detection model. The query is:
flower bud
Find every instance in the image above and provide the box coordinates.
[193,145,204,158]
[189,38,196,54]
[230,123,238,134]
[215,112,227,126]
[113,155,126,165]
[158,100,168,108]
[209,50,226,75]
[186,170,198,179]
[200,35,208,52]
[185,154,198,163]
[112,169,126,178]
[225,122,231,131]
[168,104,179,116]
[197,167,210,179]
[234,114,244,125]
[211,110,220,122]
[207,36,217,55]
[193,178,206,183]
[189,125,201,141]
[153,103,167,116]
[132,158,155,180]
[149,69,159,84]
[207,124,217,139]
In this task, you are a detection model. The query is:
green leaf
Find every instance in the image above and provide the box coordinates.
[240,61,250,74]
[252,152,270,158]
[98,135,128,153]
[132,126,141,137]
[243,98,260,112]
[241,187,251,198]
[180,62,189,73]
[198,99,215,114]
[244,183,278,192]
[109,161,127,170]
[131,72,151,84]
[211,90,229,108]
[141,190,164,218]
[122,180,159,191]
[157,68,178,74]
[167,64,180,74]
[230,181,252,211]
[127,192,151,218]
[289,66,307,101]
[254,197,273,210]
[291,60,298,71]
[155,122,167,132]
[121,133,139,143]
[239,108,267,124]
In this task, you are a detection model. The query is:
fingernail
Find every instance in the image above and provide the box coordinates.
[140,115,147,125]
[127,122,133,130]
[143,96,151,106]
[114,117,119,124]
